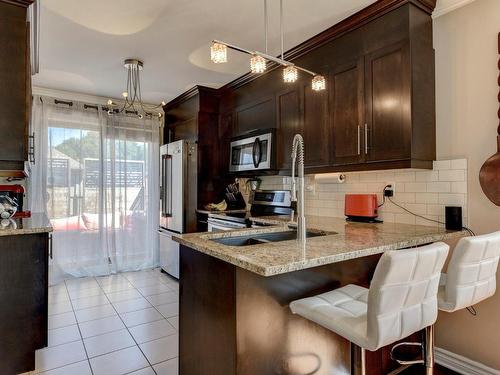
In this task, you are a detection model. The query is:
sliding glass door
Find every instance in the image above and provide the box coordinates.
[30,98,160,285]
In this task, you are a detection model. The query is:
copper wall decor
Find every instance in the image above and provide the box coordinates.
[479,32,500,206]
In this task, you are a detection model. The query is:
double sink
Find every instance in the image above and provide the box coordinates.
[210,228,329,247]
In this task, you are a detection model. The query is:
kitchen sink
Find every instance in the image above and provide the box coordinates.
[210,229,330,247]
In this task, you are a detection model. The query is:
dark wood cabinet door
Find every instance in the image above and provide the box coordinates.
[169,117,198,143]
[276,89,302,170]
[234,98,275,136]
[219,112,233,175]
[302,83,330,168]
[365,42,411,162]
[330,58,365,165]
[0,233,48,374]
[0,2,29,168]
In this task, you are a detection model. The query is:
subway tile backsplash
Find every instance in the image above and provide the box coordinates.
[259,159,468,227]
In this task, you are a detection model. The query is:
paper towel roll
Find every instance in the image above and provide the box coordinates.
[314,173,346,184]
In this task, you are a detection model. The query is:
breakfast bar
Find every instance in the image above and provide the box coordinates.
[174,217,466,375]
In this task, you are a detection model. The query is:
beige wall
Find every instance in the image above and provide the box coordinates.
[433,0,500,369]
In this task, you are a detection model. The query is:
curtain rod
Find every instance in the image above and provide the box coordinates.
[54,99,73,107]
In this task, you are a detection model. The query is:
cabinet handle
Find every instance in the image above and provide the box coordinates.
[364,124,369,155]
[49,234,53,260]
[357,125,361,155]
[28,132,35,164]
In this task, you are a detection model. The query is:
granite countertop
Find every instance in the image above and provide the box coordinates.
[196,208,248,215]
[173,215,467,277]
[0,212,53,236]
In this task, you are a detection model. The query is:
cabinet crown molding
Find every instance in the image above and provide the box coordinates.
[222,0,437,90]
[0,0,34,7]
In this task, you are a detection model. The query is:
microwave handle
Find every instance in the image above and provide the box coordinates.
[252,137,262,168]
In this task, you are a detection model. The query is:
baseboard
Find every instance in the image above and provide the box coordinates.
[435,347,500,375]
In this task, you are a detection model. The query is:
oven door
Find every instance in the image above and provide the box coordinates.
[207,218,247,232]
[229,132,272,172]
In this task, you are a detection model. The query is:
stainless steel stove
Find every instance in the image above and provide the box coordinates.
[207,190,292,232]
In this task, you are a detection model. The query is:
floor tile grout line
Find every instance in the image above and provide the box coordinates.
[81,326,129,340]
[122,365,155,375]
[96,273,160,375]
[48,298,175,327]
[84,341,138,361]
[132,277,178,332]
[34,359,92,375]
[63,278,96,375]
[46,270,176,375]
[43,336,81,350]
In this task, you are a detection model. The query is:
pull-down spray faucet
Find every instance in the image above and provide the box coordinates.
[291,134,306,247]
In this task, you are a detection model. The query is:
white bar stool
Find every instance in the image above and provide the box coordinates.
[438,231,500,313]
[290,243,450,375]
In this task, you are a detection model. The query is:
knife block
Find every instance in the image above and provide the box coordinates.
[225,192,247,209]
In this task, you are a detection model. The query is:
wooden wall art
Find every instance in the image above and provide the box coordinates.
[479,32,500,206]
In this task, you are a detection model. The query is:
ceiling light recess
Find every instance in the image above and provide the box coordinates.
[107,59,164,119]
[210,0,325,91]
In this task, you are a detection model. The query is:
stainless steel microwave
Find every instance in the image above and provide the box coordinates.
[229,129,274,173]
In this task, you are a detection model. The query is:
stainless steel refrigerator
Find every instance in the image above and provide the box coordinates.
[158,140,197,279]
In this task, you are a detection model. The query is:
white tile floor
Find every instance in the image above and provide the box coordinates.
[21,268,179,375]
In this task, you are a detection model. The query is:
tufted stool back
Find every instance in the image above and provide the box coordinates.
[439,231,500,312]
[366,243,449,350]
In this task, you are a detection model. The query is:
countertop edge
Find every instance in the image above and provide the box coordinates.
[174,229,466,277]
[0,226,53,237]
[0,213,53,237]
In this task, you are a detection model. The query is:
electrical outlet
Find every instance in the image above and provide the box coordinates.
[305,184,315,193]
[384,182,396,197]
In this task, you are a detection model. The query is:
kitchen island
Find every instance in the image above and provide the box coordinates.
[174,217,465,375]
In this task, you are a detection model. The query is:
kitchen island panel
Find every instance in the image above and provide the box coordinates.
[179,245,236,375]
[180,245,422,375]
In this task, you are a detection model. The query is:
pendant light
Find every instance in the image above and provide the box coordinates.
[312,75,326,91]
[279,0,297,83]
[250,55,267,73]
[210,42,227,64]
[107,59,165,118]
[210,0,325,91]
[283,66,298,83]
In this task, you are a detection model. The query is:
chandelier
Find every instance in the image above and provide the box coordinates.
[210,0,326,91]
[107,59,165,118]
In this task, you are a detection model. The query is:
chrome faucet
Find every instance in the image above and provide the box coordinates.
[291,134,306,247]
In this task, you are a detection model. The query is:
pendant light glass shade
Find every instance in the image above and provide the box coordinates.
[311,75,326,91]
[283,66,298,83]
[250,55,266,73]
[211,42,227,63]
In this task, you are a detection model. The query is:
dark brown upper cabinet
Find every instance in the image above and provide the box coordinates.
[0,0,34,177]
[174,0,437,177]
[330,58,365,166]
[276,89,301,170]
[233,97,275,135]
[364,42,411,163]
[302,81,330,170]
[163,86,232,207]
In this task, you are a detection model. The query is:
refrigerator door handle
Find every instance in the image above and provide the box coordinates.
[161,154,173,218]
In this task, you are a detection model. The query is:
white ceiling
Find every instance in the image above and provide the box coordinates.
[33,0,470,104]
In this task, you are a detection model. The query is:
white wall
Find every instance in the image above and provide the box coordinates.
[260,159,468,227]
[433,0,500,369]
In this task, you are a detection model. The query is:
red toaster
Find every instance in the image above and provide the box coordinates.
[344,194,379,222]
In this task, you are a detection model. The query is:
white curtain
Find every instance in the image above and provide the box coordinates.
[29,96,160,285]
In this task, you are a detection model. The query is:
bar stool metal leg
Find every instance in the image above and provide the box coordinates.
[350,343,366,375]
[424,325,435,375]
